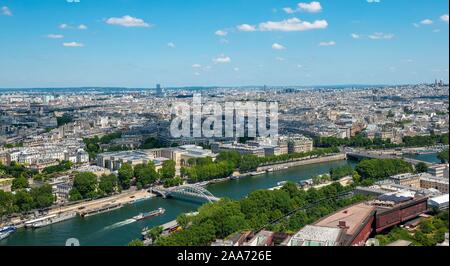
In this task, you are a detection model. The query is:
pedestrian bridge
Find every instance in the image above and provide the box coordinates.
[151,185,220,203]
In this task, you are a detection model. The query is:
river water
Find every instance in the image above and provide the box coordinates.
[403,153,442,164]
[2,159,356,246]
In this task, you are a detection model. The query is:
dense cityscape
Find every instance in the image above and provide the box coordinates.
[0,0,449,255]
[0,82,449,246]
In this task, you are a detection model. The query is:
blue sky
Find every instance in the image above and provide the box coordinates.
[0,0,448,88]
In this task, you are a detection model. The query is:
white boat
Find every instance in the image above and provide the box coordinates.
[132,208,165,221]
[250,171,266,176]
[0,225,17,240]
[277,181,288,186]
[25,212,77,229]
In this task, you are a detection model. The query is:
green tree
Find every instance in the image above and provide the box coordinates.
[160,160,176,179]
[176,213,190,229]
[99,174,119,195]
[438,149,449,163]
[163,177,183,188]
[239,155,260,172]
[11,176,29,191]
[118,163,133,189]
[68,188,83,202]
[30,184,55,209]
[72,172,98,199]
[0,190,17,219]
[147,226,164,241]
[415,162,429,173]
[134,162,159,188]
[128,239,144,246]
[355,158,413,180]
[352,171,361,184]
[14,190,34,212]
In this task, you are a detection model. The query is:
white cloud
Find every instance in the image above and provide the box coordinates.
[272,43,286,50]
[283,7,296,14]
[59,23,88,30]
[441,14,449,23]
[62,42,84,47]
[413,23,420,28]
[259,18,328,32]
[47,34,64,39]
[275,57,285,61]
[233,67,240,72]
[236,24,257,32]
[420,19,433,25]
[368,32,394,40]
[237,18,328,32]
[366,0,381,3]
[282,2,322,14]
[351,33,361,39]
[1,6,12,16]
[215,30,228,36]
[298,2,322,13]
[194,72,201,76]
[318,41,336,46]
[105,15,151,28]
[297,64,303,68]
[167,42,176,48]
[192,64,202,68]
[59,24,70,29]
[433,29,441,33]
[213,55,231,64]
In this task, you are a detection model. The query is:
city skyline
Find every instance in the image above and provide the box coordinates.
[0,0,449,88]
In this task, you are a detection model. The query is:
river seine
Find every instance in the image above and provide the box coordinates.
[2,159,358,246]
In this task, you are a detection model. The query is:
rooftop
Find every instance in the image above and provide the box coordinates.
[290,225,343,246]
[315,203,375,236]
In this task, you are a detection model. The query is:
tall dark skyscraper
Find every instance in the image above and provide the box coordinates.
[156,84,163,96]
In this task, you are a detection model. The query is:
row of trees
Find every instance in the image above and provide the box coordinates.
[56,113,73,127]
[438,149,449,163]
[42,161,73,175]
[0,162,38,179]
[153,182,367,246]
[180,148,341,182]
[68,159,178,201]
[69,172,119,201]
[329,165,354,180]
[83,132,123,159]
[0,184,55,219]
[314,133,449,149]
[181,161,235,183]
[355,158,413,184]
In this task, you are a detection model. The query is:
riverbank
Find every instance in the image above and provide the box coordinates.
[193,154,348,186]
[256,153,347,172]
[1,189,154,228]
[2,159,354,246]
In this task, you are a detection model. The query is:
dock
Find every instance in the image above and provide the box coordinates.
[79,203,122,217]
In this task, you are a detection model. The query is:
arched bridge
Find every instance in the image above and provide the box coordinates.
[151,185,220,203]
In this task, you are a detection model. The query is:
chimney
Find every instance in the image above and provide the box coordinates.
[338,221,349,229]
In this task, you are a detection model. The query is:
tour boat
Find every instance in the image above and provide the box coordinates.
[132,208,165,221]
